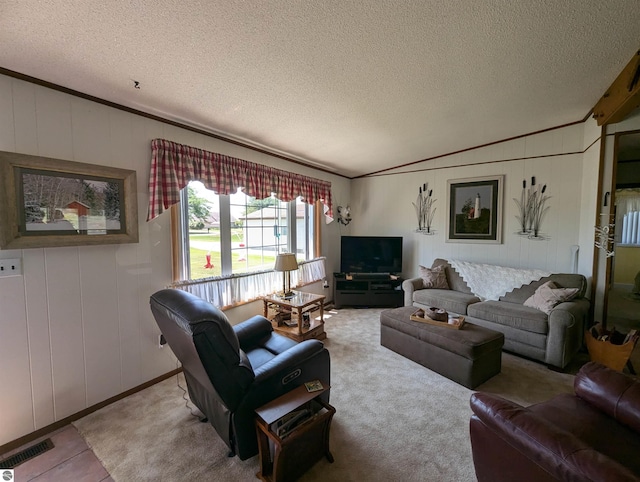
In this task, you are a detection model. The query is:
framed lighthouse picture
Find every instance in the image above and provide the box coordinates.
[446,175,503,243]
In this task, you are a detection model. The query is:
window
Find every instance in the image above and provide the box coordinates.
[176,181,317,281]
[615,188,640,246]
[231,192,288,274]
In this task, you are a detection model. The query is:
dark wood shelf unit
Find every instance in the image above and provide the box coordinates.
[333,273,403,309]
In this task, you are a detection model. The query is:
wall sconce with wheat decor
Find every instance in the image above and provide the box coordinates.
[514,176,550,240]
[413,182,436,235]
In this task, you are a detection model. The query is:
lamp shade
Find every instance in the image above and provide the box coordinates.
[274,253,298,272]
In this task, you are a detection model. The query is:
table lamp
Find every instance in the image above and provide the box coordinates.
[274,253,298,299]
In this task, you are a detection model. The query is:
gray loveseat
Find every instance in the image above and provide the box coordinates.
[402,259,590,369]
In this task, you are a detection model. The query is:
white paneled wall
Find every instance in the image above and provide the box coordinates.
[22,249,54,429]
[351,123,600,280]
[578,120,601,288]
[0,74,349,445]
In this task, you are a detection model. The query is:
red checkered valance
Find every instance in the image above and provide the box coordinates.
[147,139,333,221]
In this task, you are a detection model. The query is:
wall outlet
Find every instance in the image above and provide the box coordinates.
[158,334,167,348]
[0,258,22,277]
[323,279,329,289]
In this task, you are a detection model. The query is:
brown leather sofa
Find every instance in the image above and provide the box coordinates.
[470,362,640,481]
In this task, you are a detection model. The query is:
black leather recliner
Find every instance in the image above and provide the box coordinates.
[150,288,331,460]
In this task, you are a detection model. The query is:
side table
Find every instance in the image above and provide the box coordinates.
[255,382,335,482]
[262,291,326,342]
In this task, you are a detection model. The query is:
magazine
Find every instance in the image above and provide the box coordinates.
[305,380,323,392]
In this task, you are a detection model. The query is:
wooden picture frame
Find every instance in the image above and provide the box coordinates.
[0,151,138,249]
[446,175,503,243]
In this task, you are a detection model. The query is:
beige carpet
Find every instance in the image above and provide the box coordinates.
[74,308,577,481]
[607,285,640,333]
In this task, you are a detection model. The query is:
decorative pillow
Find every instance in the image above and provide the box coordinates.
[419,265,449,289]
[523,281,579,314]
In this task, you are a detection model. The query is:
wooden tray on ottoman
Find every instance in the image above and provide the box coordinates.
[410,310,465,330]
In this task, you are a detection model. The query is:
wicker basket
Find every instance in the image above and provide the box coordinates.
[585,325,637,372]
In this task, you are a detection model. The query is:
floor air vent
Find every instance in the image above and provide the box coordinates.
[0,438,54,468]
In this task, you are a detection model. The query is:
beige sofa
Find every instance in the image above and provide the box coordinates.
[402,259,590,369]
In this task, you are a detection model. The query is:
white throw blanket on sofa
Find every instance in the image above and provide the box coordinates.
[449,259,551,301]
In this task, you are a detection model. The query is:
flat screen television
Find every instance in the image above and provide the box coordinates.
[340,236,403,274]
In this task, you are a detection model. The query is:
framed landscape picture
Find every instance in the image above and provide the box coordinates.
[446,175,503,243]
[0,151,138,249]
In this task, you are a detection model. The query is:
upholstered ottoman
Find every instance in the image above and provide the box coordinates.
[380,306,504,389]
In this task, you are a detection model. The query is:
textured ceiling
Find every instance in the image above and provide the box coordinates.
[0,1,639,178]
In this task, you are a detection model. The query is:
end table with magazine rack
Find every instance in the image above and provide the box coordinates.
[262,291,326,342]
[255,381,334,482]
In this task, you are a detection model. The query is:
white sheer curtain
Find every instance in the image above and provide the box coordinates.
[615,189,640,245]
[170,257,326,308]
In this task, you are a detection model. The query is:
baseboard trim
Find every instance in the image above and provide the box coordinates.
[0,367,182,455]
[613,283,633,290]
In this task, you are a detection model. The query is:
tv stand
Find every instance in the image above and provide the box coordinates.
[349,273,392,280]
[333,273,403,309]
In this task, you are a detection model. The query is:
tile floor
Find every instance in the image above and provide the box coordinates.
[0,425,111,482]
